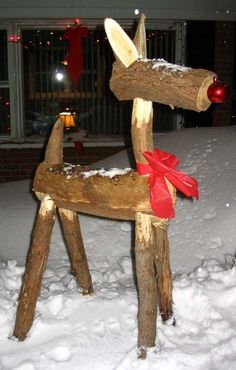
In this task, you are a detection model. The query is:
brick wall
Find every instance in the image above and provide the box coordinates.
[0,145,124,183]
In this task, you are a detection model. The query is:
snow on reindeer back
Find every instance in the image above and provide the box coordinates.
[60,163,133,180]
[151,58,191,72]
[81,167,132,179]
[138,58,192,77]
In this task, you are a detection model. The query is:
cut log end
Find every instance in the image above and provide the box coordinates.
[196,75,214,111]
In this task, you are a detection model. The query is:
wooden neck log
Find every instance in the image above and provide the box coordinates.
[131,99,154,164]
[130,13,154,165]
[110,59,216,112]
[105,14,154,165]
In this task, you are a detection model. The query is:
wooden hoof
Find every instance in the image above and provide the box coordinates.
[81,286,93,295]
[137,346,147,360]
[161,312,176,326]
[161,307,172,322]
[13,332,27,342]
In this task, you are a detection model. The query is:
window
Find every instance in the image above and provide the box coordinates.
[0,19,183,140]
[22,27,132,137]
[0,29,11,135]
[21,25,178,137]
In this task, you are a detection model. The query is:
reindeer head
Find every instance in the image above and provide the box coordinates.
[105,16,228,112]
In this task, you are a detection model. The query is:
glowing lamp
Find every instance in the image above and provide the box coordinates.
[207,79,230,103]
[55,72,64,81]
[61,57,68,66]
[59,112,76,128]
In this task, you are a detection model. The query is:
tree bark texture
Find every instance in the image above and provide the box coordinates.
[153,220,173,323]
[34,163,176,221]
[130,13,154,166]
[34,163,152,220]
[135,212,158,357]
[58,208,93,294]
[13,196,56,340]
[131,98,154,164]
[110,60,216,112]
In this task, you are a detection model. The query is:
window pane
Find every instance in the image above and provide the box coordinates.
[22,28,132,137]
[22,27,176,137]
[0,88,11,135]
[0,30,8,81]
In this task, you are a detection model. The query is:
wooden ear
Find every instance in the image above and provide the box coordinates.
[104,18,138,67]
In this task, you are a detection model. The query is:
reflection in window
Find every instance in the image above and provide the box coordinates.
[22,27,176,137]
[0,30,8,81]
[0,88,10,135]
[0,29,10,135]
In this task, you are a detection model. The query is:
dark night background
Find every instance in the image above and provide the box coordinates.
[185,21,235,128]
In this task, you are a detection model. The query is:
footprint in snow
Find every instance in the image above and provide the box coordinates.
[208,237,223,249]
[13,361,36,370]
[47,346,72,362]
[204,208,216,220]
[108,319,121,334]
[123,316,136,332]
[93,320,106,336]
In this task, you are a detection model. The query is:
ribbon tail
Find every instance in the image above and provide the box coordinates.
[150,176,175,218]
[166,170,199,199]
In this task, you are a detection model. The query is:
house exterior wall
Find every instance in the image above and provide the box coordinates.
[0,145,124,183]
[0,1,235,182]
[0,0,235,21]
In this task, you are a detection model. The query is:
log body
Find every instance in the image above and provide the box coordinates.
[110,59,216,112]
[33,163,153,220]
[34,163,176,221]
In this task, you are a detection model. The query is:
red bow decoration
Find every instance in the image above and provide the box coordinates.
[137,148,199,218]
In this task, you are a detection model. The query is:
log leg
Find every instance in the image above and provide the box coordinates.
[58,208,93,294]
[152,220,173,323]
[135,212,157,359]
[13,196,56,340]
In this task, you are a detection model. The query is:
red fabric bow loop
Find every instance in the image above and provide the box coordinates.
[137,149,199,218]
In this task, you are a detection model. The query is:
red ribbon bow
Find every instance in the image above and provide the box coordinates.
[137,148,199,218]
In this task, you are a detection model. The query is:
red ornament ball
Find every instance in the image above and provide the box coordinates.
[207,79,230,103]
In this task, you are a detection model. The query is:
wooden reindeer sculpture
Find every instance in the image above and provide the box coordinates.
[13,15,225,359]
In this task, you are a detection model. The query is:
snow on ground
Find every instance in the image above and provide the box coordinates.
[0,126,236,369]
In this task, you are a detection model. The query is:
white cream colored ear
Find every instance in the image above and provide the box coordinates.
[104,18,139,67]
